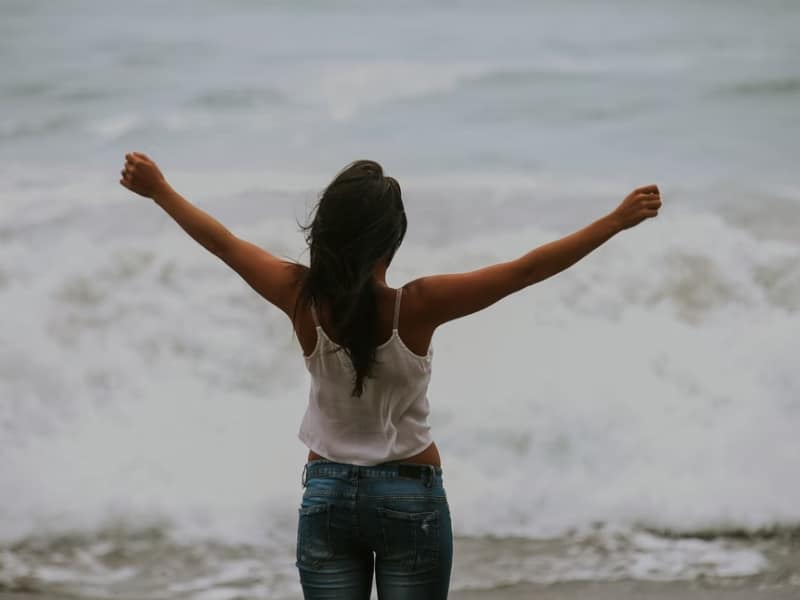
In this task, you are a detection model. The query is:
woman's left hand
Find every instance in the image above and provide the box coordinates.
[119,152,171,199]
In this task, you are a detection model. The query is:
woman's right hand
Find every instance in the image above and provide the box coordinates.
[611,184,662,231]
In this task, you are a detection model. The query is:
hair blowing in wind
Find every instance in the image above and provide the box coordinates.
[292,160,407,397]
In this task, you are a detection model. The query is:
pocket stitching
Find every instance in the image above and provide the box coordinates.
[299,503,328,516]
[378,506,438,521]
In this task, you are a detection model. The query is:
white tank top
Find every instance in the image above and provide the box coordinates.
[298,286,434,466]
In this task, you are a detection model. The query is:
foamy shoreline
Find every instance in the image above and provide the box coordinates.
[2,580,799,600]
[451,580,800,599]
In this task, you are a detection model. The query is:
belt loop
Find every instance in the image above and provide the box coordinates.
[425,465,433,488]
[301,463,308,488]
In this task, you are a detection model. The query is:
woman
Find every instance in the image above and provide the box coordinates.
[119,154,661,599]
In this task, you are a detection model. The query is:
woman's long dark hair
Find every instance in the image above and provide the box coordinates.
[292,160,407,397]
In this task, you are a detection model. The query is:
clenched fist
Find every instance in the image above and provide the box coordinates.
[612,184,661,231]
[119,152,170,199]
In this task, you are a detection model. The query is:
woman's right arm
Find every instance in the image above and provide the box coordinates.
[411,184,661,328]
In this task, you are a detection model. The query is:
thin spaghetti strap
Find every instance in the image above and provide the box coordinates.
[393,287,403,330]
[310,301,320,327]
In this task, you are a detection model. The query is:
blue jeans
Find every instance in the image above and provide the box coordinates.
[296,459,453,599]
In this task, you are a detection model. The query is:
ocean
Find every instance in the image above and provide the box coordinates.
[1,1,799,598]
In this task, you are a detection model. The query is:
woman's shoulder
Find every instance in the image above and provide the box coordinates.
[393,281,436,357]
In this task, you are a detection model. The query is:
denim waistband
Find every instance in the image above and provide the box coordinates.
[301,459,443,488]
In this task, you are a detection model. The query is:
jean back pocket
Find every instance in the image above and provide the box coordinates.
[376,506,440,573]
[297,502,334,568]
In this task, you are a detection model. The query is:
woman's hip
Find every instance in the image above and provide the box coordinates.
[297,460,453,587]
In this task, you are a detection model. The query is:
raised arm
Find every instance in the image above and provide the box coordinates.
[410,184,661,328]
[119,152,299,317]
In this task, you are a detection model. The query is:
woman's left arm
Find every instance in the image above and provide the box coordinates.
[120,152,300,317]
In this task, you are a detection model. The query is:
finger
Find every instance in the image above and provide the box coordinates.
[133,151,151,162]
[636,184,659,195]
[643,208,659,217]
[638,193,660,205]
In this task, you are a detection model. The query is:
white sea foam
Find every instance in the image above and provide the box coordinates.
[297,61,492,122]
[1,187,798,550]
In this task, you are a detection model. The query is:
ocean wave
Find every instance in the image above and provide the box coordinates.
[1,523,793,596]
[1,179,799,600]
[0,114,76,140]
[190,86,289,110]
[0,80,56,99]
[718,77,800,97]
[299,61,491,122]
